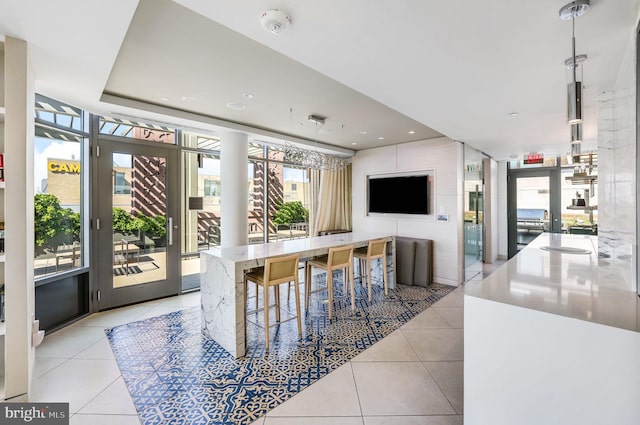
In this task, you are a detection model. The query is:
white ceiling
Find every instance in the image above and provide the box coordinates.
[0,0,639,160]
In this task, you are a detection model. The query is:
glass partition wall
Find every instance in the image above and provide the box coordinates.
[463,144,486,282]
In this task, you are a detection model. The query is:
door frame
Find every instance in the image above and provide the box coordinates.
[93,135,180,310]
[507,167,561,258]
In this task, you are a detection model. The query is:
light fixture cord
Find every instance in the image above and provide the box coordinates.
[571,14,577,85]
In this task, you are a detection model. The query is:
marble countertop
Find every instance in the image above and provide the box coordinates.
[466,233,640,332]
[201,232,393,263]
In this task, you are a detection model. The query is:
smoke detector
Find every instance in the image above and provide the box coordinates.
[260,9,291,34]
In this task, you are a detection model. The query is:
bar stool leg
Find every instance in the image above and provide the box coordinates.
[328,270,334,321]
[264,282,270,350]
[349,265,355,310]
[382,257,389,295]
[305,263,311,310]
[294,277,302,337]
[275,285,281,322]
[367,258,373,301]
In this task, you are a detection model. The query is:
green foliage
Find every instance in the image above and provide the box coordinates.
[112,207,166,237]
[34,194,80,251]
[139,214,166,237]
[273,201,309,226]
[112,207,140,233]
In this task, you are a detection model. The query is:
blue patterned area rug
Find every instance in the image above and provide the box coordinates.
[106,278,454,425]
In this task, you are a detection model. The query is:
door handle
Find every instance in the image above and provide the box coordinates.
[168,217,173,246]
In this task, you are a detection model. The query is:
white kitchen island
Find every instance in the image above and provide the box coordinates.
[200,232,396,358]
[464,233,640,425]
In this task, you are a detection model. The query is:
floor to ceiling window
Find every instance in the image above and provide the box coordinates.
[179,134,311,291]
[33,96,88,278]
[31,95,321,324]
[266,146,310,242]
[33,94,90,330]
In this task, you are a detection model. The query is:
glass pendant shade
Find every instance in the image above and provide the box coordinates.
[571,122,582,143]
[571,140,581,163]
[567,81,582,124]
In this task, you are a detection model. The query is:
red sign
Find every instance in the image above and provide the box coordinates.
[524,153,544,164]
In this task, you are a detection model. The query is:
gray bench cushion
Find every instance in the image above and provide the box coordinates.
[396,236,433,287]
[396,239,416,285]
[413,239,433,287]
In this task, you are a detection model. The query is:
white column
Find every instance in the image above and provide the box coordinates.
[220,132,248,247]
[4,36,35,400]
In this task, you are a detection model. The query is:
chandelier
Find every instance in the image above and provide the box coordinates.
[283,113,351,170]
[283,144,350,170]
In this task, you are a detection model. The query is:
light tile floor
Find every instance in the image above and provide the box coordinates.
[29,261,505,425]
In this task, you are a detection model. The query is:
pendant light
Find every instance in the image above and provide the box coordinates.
[570,122,582,144]
[559,0,590,124]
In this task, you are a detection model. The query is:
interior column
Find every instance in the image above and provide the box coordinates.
[220,131,248,247]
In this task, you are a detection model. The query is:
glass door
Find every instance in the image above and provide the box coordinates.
[96,140,180,309]
[464,145,485,281]
[508,169,561,258]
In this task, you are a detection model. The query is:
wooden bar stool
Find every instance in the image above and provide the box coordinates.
[244,253,302,350]
[353,238,388,301]
[305,244,355,320]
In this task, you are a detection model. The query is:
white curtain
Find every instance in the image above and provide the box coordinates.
[314,165,352,234]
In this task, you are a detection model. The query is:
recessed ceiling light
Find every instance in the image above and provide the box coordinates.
[351,142,358,146]
[378,137,385,140]
[242,93,254,100]
[508,112,519,117]
[298,122,304,126]
[180,96,195,101]
[159,97,169,102]
[408,130,415,134]
[360,131,367,135]
[226,102,246,110]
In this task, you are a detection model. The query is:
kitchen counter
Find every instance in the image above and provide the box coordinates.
[464,233,640,425]
[466,232,640,332]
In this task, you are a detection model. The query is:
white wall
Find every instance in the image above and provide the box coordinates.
[597,27,637,292]
[352,137,463,286]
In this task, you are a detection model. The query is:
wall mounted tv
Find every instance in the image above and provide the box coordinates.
[367,174,430,215]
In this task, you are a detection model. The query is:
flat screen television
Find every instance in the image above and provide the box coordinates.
[367,174,429,215]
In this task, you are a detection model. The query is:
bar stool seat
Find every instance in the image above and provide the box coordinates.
[353,238,388,301]
[305,244,355,320]
[244,253,302,350]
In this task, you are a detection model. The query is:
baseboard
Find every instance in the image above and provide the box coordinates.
[432,277,459,287]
